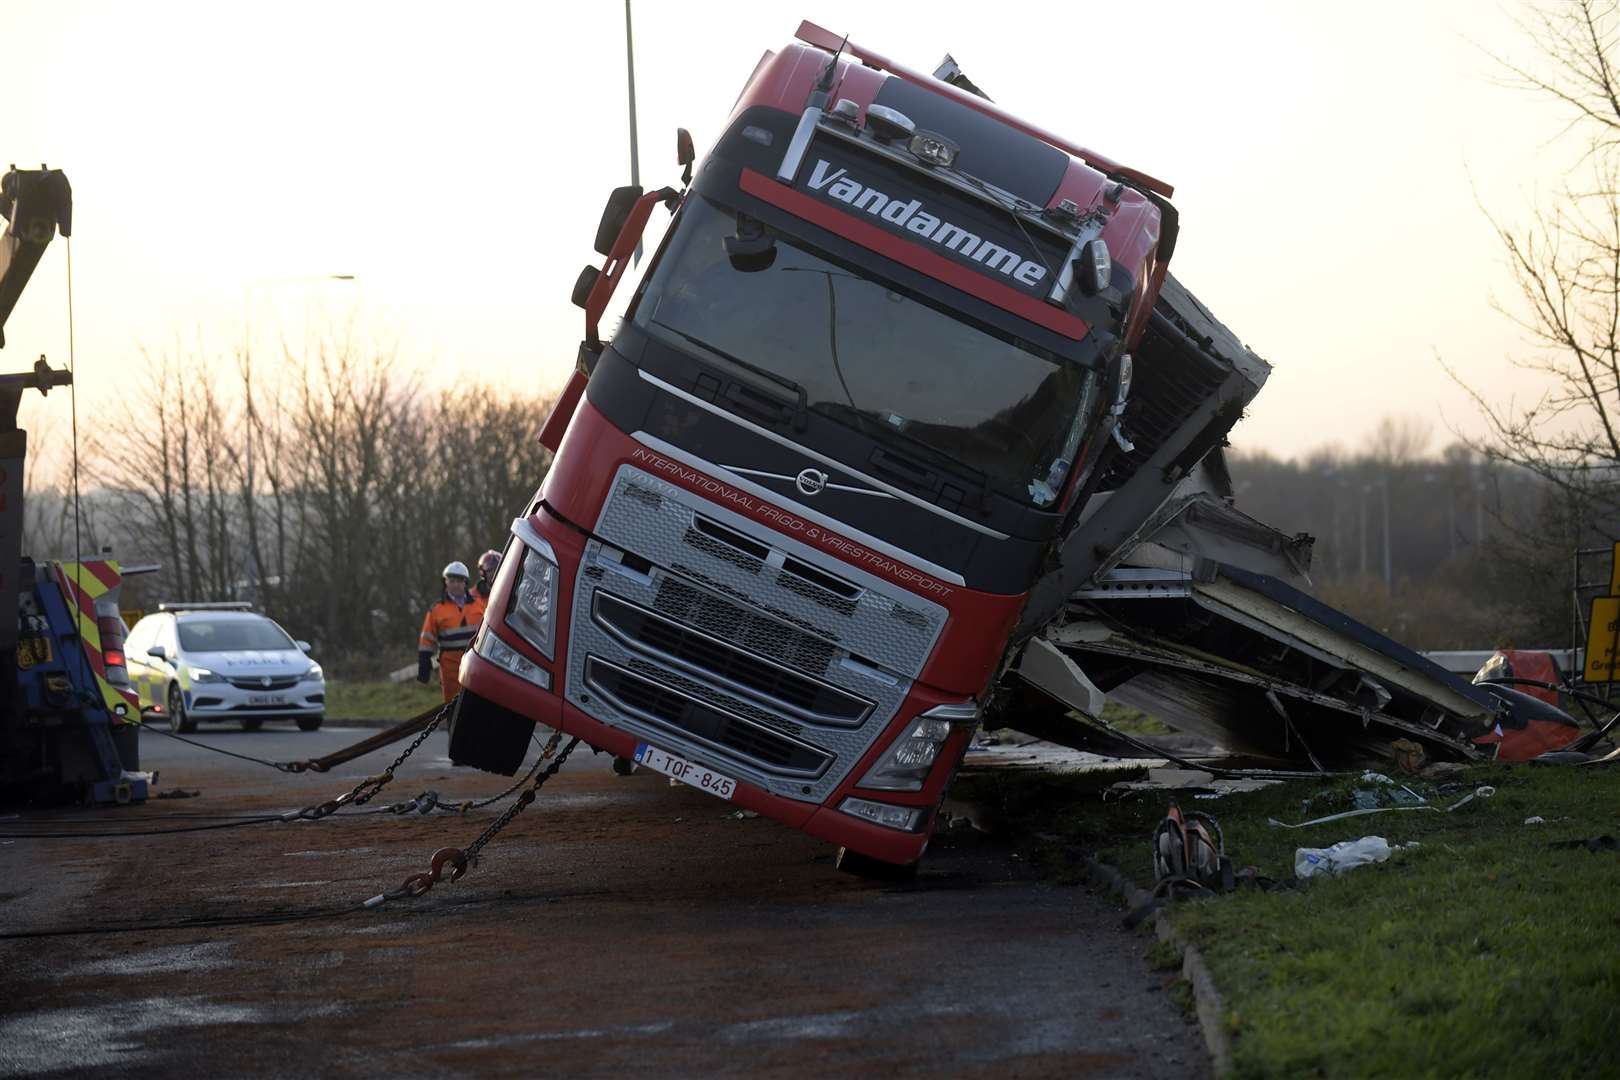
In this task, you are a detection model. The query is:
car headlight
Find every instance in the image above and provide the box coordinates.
[304,663,323,681]
[189,665,225,684]
[859,701,978,791]
[506,543,559,660]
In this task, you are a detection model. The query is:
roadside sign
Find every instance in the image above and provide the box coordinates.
[120,608,145,628]
[1585,596,1620,682]
[1609,541,1620,596]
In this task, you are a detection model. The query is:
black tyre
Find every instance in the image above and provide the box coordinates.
[167,683,197,734]
[834,846,919,882]
[240,717,265,732]
[296,715,324,732]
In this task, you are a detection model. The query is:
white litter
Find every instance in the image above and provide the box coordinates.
[1295,836,1394,878]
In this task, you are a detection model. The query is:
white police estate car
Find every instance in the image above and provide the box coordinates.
[124,603,325,732]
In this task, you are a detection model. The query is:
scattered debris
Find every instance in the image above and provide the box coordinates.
[1391,739,1427,774]
[1549,835,1617,854]
[1294,836,1401,878]
[1106,767,1281,801]
[1524,816,1546,826]
[1269,784,1493,829]
[155,789,201,799]
[730,810,758,820]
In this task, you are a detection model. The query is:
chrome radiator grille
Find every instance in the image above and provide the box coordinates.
[563,464,944,803]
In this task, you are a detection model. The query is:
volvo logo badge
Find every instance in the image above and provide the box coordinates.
[795,468,828,496]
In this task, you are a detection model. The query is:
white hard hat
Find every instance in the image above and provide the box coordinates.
[442,560,470,579]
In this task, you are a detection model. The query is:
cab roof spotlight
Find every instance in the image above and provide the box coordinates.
[865,104,915,142]
[1078,238,1111,294]
[907,130,959,168]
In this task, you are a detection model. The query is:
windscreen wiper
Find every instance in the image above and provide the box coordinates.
[655,322,809,432]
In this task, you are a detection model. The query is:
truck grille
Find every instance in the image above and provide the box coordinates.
[652,576,837,675]
[567,463,946,803]
[594,592,871,725]
[585,657,831,777]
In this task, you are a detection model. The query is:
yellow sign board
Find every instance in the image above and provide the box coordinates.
[119,608,144,629]
[1586,596,1620,681]
[1610,541,1620,597]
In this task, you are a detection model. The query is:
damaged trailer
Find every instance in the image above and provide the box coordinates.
[1004,276,1579,769]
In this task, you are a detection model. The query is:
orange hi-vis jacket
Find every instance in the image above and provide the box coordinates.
[419,592,487,659]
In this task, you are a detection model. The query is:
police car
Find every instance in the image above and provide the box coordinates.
[125,603,325,732]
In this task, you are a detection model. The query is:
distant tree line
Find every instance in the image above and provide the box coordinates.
[1229,417,1605,653]
[23,334,557,676]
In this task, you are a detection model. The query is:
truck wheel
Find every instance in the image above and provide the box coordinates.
[834,846,919,882]
[167,684,197,734]
[240,718,264,732]
[296,716,323,732]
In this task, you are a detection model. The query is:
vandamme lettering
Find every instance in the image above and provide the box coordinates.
[805,159,1047,289]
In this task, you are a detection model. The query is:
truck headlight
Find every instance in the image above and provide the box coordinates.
[858,702,978,791]
[189,665,225,684]
[506,544,559,660]
[475,630,552,691]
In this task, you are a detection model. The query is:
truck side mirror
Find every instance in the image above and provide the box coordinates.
[571,265,601,309]
[594,185,645,257]
[677,128,695,186]
[147,645,166,660]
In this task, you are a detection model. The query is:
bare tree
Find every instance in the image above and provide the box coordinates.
[1453,0,1620,519]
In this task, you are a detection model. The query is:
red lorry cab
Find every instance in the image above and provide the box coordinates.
[454,21,1173,870]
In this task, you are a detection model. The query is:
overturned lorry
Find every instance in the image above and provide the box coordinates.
[448,22,1580,874]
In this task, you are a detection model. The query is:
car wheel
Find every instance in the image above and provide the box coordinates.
[834,846,919,882]
[296,716,323,732]
[167,683,197,734]
[240,717,265,732]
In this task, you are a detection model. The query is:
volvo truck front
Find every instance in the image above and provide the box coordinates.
[453,22,1202,872]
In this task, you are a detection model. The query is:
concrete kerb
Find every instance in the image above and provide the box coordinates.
[1086,854,1234,1077]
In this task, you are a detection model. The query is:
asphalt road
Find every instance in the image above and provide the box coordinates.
[0,725,1208,1078]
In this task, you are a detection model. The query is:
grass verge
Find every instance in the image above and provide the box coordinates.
[955,763,1620,1078]
[323,679,443,723]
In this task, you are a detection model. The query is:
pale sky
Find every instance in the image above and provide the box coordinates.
[4,0,1583,476]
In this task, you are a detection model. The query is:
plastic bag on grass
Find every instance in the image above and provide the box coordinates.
[1294,835,1392,879]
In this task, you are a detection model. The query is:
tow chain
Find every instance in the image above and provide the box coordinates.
[285,702,452,822]
[367,732,581,907]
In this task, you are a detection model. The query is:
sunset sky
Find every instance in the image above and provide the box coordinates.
[5,0,1586,476]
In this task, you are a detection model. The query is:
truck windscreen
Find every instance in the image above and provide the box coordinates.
[633,197,1094,508]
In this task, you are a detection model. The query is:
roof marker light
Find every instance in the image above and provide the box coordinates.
[830,97,861,123]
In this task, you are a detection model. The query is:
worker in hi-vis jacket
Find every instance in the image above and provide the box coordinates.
[418,560,487,702]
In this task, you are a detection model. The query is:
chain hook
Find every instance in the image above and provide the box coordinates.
[429,846,469,883]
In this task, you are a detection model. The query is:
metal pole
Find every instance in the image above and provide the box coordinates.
[1381,479,1391,593]
[625,0,643,265]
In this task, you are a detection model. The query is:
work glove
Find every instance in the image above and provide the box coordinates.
[417,652,432,684]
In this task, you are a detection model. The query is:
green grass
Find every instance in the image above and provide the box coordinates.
[323,679,443,722]
[956,765,1620,1078]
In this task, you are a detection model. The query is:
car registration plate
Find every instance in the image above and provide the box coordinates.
[247,693,288,705]
[633,742,736,800]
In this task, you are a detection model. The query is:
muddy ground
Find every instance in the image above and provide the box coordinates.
[1,725,1206,1078]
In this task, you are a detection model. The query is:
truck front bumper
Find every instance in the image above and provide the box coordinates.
[461,644,947,867]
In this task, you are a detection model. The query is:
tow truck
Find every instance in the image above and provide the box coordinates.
[450,22,1586,874]
[2,164,152,805]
